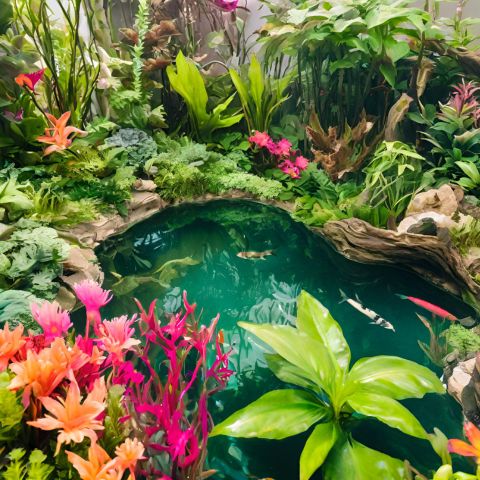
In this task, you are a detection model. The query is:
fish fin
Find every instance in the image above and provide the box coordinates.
[339,289,348,304]
[260,257,266,261]
[458,316,477,329]
[355,293,361,302]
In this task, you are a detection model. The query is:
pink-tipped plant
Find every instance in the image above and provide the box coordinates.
[73,280,112,339]
[31,300,73,343]
[212,0,239,12]
[249,130,310,178]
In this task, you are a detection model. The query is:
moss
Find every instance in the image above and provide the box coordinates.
[446,323,480,357]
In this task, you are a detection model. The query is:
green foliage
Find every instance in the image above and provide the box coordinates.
[260,0,431,134]
[0,289,39,328]
[166,51,243,142]
[0,220,69,299]
[212,291,444,480]
[456,161,480,192]
[450,217,480,255]
[0,171,33,221]
[229,54,292,134]
[103,128,158,169]
[146,137,283,200]
[12,0,100,125]
[1,448,54,480]
[101,385,130,455]
[363,141,428,228]
[446,324,480,358]
[0,371,23,442]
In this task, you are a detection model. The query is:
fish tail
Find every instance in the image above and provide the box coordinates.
[339,289,348,303]
[395,294,408,300]
[458,316,477,329]
[269,250,276,256]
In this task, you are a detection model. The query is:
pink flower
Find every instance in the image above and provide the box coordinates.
[113,361,144,386]
[279,160,300,179]
[96,316,140,363]
[15,68,46,93]
[73,280,112,339]
[248,131,272,148]
[31,301,72,343]
[213,0,239,11]
[3,109,23,122]
[207,332,233,387]
[294,155,309,170]
[268,138,292,157]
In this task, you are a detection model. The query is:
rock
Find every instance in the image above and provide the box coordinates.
[397,212,458,234]
[448,357,476,404]
[406,184,459,217]
[133,179,157,192]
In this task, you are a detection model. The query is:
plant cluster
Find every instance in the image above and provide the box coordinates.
[0,280,232,479]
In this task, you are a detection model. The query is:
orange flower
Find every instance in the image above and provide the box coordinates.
[67,441,120,480]
[115,438,145,475]
[28,378,106,454]
[0,323,25,371]
[37,111,87,156]
[8,337,88,406]
[448,422,480,462]
[15,68,46,92]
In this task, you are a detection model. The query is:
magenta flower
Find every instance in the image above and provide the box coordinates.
[31,301,72,343]
[295,155,309,170]
[15,68,46,93]
[207,332,234,387]
[113,361,144,386]
[73,280,112,338]
[96,315,140,363]
[213,0,239,12]
[280,159,300,178]
[268,138,292,157]
[3,109,23,122]
[248,131,272,148]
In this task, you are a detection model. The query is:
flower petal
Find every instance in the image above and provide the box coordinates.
[448,439,479,457]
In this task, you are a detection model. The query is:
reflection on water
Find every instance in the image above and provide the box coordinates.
[96,200,471,479]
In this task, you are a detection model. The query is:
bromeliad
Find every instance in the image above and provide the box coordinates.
[37,111,88,156]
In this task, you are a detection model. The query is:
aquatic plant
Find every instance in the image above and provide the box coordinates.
[230,54,292,134]
[0,280,231,479]
[212,291,444,480]
[166,51,243,142]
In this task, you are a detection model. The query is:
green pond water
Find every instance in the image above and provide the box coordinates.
[95,200,472,479]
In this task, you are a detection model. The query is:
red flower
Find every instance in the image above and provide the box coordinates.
[248,131,272,148]
[15,68,46,93]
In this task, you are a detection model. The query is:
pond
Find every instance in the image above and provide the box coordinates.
[96,200,470,479]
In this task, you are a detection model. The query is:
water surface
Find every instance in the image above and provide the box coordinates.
[96,200,471,479]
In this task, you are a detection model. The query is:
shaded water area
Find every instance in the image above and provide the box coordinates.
[96,200,472,479]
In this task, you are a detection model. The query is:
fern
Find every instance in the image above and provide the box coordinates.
[1,449,54,480]
[101,385,131,455]
[132,0,150,102]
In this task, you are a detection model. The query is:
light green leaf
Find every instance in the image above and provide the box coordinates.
[347,392,428,439]
[211,390,329,439]
[300,422,338,480]
[265,353,318,390]
[248,55,265,112]
[239,321,337,394]
[346,356,445,400]
[456,161,480,184]
[296,291,350,372]
[324,438,405,480]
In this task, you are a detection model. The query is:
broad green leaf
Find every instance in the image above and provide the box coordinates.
[265,353,318,390]
[456,161,480,184]
[296,291,350,372]
[380,63,397,88]
[248,55,265,113]
[239,321,337,394]
[429,428,452,465]
[300,422,337,480]
[433,465,453,480]
[386,41,410,63]
[347,392,428,439]
[324,438,405,480]
[211,390,328,439]
[347,356,444,400]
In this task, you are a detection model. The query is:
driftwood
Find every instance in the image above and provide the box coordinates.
[426,40,480,78]
[317,218,480,301]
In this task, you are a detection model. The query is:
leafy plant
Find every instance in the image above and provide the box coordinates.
[102,128,158,169]
[446,323,480,359]
[0,371,23,442]
[363,141,428,228]
[12,0,101,125]
[450,217,480,255]
[0,172,33,222]
[417,314,448,367]
[230,54,292,134]
[0,220,70,299]
[212,291,444,480]
[306,111,379,181]
[166,51,243,142]
[455,160,480,192]
[1,449,54,480]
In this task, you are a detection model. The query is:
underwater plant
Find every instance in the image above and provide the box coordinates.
[212,291,445,480]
